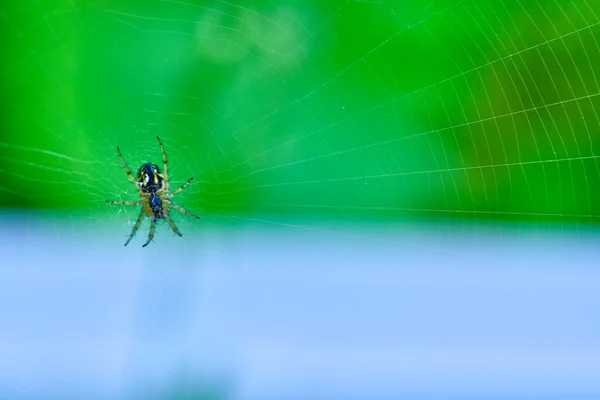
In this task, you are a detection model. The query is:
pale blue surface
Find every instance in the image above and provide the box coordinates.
[1,214,599,399]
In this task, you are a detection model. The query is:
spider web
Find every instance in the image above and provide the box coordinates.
[2,1,600,241]
[2,0,599,250]
[1,0,600,397]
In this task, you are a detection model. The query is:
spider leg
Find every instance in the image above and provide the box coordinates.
[117,146,142,194]
[171,202,201,219]
[142,218,156,247]
[168,177,194,197]
[164,213,183,237]
[157,136,170,192]
[124,208,145,247]
[106,200,142,205]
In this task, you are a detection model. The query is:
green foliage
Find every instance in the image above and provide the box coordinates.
[1,0,598,222]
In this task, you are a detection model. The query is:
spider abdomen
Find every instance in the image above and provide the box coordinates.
[138,163,164,193]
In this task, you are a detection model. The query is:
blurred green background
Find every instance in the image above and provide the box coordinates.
[1,0,599,223]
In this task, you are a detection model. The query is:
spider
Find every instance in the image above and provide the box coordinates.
[106,136,200,247]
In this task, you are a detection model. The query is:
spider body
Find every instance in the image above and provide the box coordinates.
[138,163,166,217]
[106,137,200,247]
